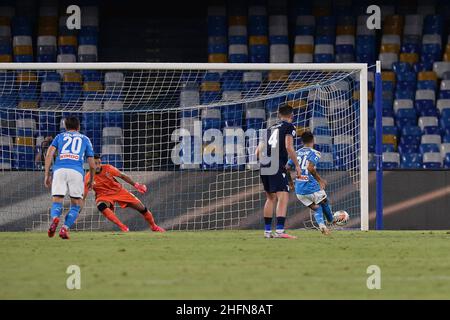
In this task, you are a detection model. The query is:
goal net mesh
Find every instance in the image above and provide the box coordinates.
[0,65,364,231]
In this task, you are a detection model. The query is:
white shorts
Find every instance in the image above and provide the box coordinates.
[52,168,84,198]
[296,190,327,207]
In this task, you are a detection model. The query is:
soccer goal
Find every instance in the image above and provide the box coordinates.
[0,63,368,232]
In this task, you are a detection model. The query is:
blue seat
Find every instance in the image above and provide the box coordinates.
[13,146,34,170]
[440,109,450,129]
[419,143,440,154]
[101,154,123,170]
[400,126,421,145]
[415,100,438,117]
[382,144,395,152]
[444,154,450,168]
[398,143,419,154]
[401,153,422,169]
[395,108,417,128]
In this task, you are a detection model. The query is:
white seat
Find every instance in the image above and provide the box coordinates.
[433,62,450,79]
[422,34,441,47]
[246,108,266,120]
[201,108,221,119]
[105,72,124,84]
[243,72,262,83]
[16,118,36,130]
[0,163,11,170]
[423,152,442,165]
[404,14,423,28]
[41,81,60,93]
[180,117,200,132]
[403,24,422,36]
[13,36,32,47]
[382,117,395,126]
[294,35,314,45]
[315,44,334,55]
[314,135,332,145]
[437,99,450,113]
[78,45,97,56]
[222,91,241,101]
[104,101,123,110]
[310,117,329,130]
[0,136,12,146]
[379,53,398,70]
[440,80,450,91]
[418,116,438,130]
[293,53,313,63]
[37,35,56,47]
[229,44,248,55]
[421,134,441,145]
[180,90,200,108]
[102,145,123,155]
[334,135,353,145]
[416,89,436,102]
[82,101,102,111]
[319,152,333,164]
[381,34,401,46]
[57,54,76,63]
[336,35,355,46]
[440,143,450,158]
[382,152,400,165]
[103,127,123,138]
[394,99,414,112]
[270,44,289,63]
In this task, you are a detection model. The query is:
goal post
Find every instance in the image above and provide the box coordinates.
[0,62,369,231]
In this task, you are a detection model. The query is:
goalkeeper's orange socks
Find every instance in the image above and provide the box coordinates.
[102,207,129,232]
[142,210,156,228]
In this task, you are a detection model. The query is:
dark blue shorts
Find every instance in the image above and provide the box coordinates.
[260,169,289,193]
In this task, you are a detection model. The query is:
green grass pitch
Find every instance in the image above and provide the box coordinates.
[1,230,450,299]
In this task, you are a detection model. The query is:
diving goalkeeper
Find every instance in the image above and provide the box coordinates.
[83,155,165,232]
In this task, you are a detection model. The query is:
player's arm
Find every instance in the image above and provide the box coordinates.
[255,140,265,159]
[84,137,96,190]
[44,145,56,188]
[307,162,327,190]
[285,134,301,178]
[117,172,147,194]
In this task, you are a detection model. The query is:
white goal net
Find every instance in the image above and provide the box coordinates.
[0,63,368,232]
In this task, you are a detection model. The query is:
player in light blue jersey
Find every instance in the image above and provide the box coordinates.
[287,131,335,235]
[44,116,96,239]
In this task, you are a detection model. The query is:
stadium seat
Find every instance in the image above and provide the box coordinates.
[419,143,440,154]
[401,153,422,169]
[101,145,123,170]
[418,116,440,134]
[382,152,400,169]
[103,101,124,128]
[316,152,334,169]
[439,80,450,99]
[246,108,265,130]
[422,152,442,168]
[437,99,450,114]
[0,136,13,166]
[415,90,437,116]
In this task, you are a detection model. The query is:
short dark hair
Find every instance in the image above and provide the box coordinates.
[278,104,293,117]
[301,131,314,144]
[94,154,102,160]
[64,116,80,130]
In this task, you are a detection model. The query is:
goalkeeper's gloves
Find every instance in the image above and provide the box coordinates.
[134,182,147,194]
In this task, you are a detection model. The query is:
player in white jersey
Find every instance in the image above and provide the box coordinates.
[44,116,96,239]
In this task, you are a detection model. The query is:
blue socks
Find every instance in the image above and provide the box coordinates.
[64,205,80,229]
[276,217,286,233]
[50,202,63,220]
[264,217,272,232]
[321,202,333,223]
[314,206,325,225]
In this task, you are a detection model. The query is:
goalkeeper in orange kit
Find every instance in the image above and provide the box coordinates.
[83,155,165,232]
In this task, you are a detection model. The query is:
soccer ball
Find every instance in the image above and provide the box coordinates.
[333,210,349,226]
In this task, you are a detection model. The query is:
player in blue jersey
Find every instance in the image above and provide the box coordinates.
[44,116,96,239]
[256,104,301,239]
[287,131,335,235]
